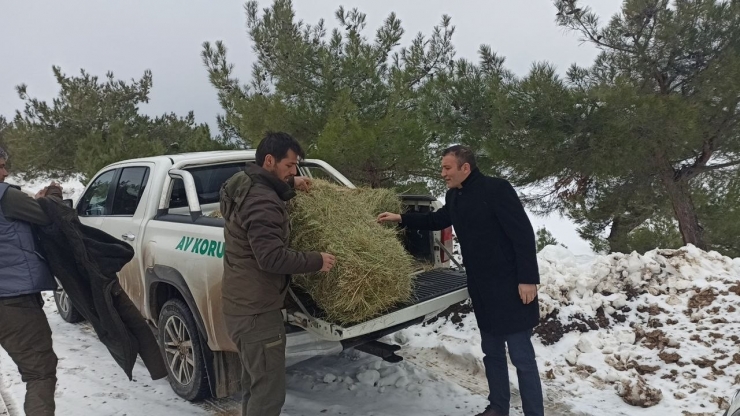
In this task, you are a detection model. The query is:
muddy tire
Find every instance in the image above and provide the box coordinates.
[158,298,210,401]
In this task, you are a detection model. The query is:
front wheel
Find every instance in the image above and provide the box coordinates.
[53,281,84,323]
[157,298,210,401]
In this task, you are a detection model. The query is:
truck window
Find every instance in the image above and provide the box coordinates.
[169,162,245,212]
[300,164,344,186]
[111,167,150,216]
[165,161,339,215]
[78,169,117,217]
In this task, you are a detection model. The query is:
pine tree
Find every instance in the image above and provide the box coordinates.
[439,1,740,254]
[692,169,740,257]
[0,116,8,154]
[546,0,740,250]
[202,0,457,189]
[536,227,566,251]
[5,67,227,181]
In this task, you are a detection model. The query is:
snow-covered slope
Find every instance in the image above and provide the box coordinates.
[392,245,740,416]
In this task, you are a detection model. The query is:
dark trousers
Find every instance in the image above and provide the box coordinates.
[0,293,58,416]
[224,310,287,416]
[481,329,544,416]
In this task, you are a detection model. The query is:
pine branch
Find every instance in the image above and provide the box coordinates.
[688,97,740,176]
[567,12,636,55]
[684,159,740,179]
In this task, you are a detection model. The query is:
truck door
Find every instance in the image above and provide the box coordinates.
[76,164,153,313]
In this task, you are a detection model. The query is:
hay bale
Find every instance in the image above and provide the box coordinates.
[289,180,415,324]
[211,179,416,324]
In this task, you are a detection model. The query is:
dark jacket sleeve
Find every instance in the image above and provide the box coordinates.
[400,196,452,231]
[0,186,62,225]
[242,195,324,274]
[490,179,540,284]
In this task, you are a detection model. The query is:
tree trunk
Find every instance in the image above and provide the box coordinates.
[607,208,653,254]
[607,216,629,254]
[365,162,381,188]
[655,154,706,250]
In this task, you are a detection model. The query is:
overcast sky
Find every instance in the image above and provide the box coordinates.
[0,1,624,253]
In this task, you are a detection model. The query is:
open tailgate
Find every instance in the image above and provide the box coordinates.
[287,269,468,342]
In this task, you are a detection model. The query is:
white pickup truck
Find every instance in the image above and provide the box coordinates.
[55,150,468,401]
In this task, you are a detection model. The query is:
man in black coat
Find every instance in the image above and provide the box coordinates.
[378,145,543,416]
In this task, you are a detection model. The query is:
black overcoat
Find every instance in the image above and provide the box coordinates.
[402,169,540,336]
[36,197,167,380]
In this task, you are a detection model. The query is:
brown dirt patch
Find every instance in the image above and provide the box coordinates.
[692,358,717,368]
[424,300,471,328]
[688,289,717,310]
[690,334,711,347]
[647,304,668,316]
[648,318,664,328]
[625,284,641,301]
[659,351,681,364]
[595,307,610,328]
[633,363,661,375]
[641,329,671,350]
[618,376,662,408]
[534,310,607,346]
[661,369,679,381]
[689,288,717,309]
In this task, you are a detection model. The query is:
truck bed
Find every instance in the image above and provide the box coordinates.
[287,269,468,342]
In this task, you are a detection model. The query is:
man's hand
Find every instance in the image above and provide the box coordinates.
[320,252,336,272]
[376,212,402,224]
[293,176,312,192]
[519,284,538,304]
[35,181,63,199]
[34,187,48,199]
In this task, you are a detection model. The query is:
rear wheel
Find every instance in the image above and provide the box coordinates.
[157,298,210,401]
[53,281,84,323]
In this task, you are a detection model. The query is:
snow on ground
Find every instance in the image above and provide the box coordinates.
[280,351,487,415]
[390,244,740,416]
[0,294,487,416]
[0,293,206,416]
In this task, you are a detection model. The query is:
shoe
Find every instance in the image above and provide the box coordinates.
[474,405,509,416]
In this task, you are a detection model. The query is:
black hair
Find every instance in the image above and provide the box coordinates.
[255,131,305,167]
[442,145,477,170]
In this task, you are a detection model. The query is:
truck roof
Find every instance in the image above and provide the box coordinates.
[103,150,257,168]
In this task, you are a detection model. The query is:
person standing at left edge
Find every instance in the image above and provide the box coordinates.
[0,146,59,416]
[378,145,544,416]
